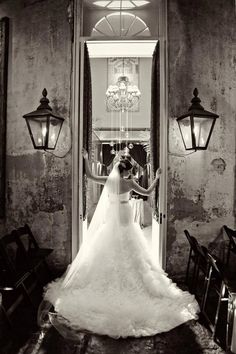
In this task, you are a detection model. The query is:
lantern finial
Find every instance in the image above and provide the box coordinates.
[37,88,52,111]
[189,87,204,111]
[42,88,48,98]
[193,87,198,97]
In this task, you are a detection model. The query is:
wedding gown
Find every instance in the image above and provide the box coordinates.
[44,174,199,338]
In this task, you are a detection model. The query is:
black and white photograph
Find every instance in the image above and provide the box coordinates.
[0,0,235,353]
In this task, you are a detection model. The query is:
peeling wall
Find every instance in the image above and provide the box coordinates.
[0,0,72,271]
[168,0,236,276]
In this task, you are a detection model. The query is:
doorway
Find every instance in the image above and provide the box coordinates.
[71,0,168,269]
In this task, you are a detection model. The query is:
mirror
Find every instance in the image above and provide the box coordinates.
[85,40,157,249]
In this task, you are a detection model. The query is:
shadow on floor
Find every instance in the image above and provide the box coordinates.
[17,317,225,354]
[0,277,226,354]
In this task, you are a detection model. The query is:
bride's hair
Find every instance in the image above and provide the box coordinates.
[118,158,133,174]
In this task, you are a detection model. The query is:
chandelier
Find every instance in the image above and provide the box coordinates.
[106,61,141,113]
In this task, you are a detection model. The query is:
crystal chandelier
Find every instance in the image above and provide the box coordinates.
[106,61,141,112]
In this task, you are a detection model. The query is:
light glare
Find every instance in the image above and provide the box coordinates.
[107,1,135,9]
[93,0,150,9]
[94,1,110,7]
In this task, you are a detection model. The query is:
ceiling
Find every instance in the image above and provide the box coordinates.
[93,128,150,142]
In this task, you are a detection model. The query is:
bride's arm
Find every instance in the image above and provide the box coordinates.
[130,168,161,196]
[83,149,107,185]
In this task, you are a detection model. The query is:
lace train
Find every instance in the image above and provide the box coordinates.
[44,203,199,338]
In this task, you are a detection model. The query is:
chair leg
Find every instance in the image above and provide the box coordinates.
[185,249,192,285]
[0,303,13,328]
[190,255,198,293]
[192,259,200,294]
[32,267,45,288]
[226,292,236,353]
[226,241,231,266]
[201,266,212,313]
[213,282,226,340]
[43,260,53,281]
[21,283,35,309]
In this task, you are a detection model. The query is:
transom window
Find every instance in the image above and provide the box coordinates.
[92,12,151,37]
[93,0,150,9]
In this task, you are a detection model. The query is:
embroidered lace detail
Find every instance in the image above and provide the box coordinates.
[44,196,199,338]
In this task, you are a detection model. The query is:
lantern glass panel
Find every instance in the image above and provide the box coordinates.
[193,116,214,148]
[178,116,192,149]
[48,116,63,149]
[27,116,48,148]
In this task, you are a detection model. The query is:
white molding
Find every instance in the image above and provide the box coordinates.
[158,0,168,269]
[72,0,168,266]
[78,40,85,248]
[71,0,81,259]
[86,40,157,57]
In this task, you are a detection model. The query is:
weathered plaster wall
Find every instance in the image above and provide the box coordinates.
[168,0,236,276]
[0,0,72,271]
[0,0,235,276]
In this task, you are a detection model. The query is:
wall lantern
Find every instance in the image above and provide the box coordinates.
[23,88,64,150]
[176,88,219,151]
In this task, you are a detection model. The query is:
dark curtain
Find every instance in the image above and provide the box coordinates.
[150,42,160,220]
[83,43,92,219]
[129,145,146,168]
[141,165,149,200]
[102,143,147,169]
[0,17,9,219]
[102,145,115,167]
[102,143,127,168]
[114,142,126,154]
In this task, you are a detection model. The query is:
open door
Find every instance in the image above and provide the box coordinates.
[150,41,162,266]
[71,0,168,268]
[150,41,168,269]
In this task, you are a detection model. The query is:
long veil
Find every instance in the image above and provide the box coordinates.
[38,162,121,333]
[62,162,121,287]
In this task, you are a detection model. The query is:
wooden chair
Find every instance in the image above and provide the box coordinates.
[0,231,38,326]
[184,230,199,292]
[14,224,53,282]
[191,241,210,300]
[223,225,236,266]
[200,246,218,321]
[200,247,236,347]
[184,231,218,304]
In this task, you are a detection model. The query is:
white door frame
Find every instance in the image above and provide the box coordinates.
[71,0,168,267]
[71,0,83,260]
[158,0,168,269]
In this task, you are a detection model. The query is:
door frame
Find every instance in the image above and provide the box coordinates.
[158,0,168,269]
[71,0,168,267]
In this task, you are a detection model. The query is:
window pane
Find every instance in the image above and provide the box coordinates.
[83,0,158,37]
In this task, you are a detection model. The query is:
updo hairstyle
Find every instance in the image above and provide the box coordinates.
[118,158,133,174]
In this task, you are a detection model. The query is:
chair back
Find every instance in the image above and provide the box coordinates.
[223,225,236,251]
[205,251,226,281]
[0,232,28,279]
[184,230,197,250]
[15,224,39,253]
[184,230,205,258]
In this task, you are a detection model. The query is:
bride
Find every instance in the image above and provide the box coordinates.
[43,149,199,338]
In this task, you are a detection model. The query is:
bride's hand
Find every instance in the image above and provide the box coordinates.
[156,168,162,178]
[82,148,88,159]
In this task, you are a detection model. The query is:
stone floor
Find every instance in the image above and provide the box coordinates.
[17,318,225,354]
[0,278,229,354]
